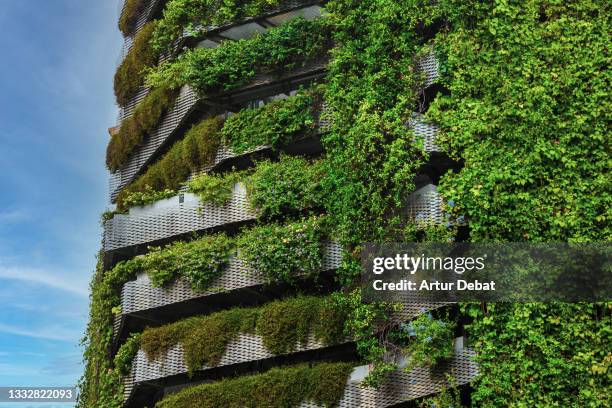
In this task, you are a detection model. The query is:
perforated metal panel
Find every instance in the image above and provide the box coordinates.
[104,184,256,252]
[409,113,440,152]
[405,184,444,225]
[116,87,150,124]
[417,51,440,87]
[109,56,328,202]
[117,0,161,62]
[118,242,342,317]
[299,346,478,407]
[132,332,347,384]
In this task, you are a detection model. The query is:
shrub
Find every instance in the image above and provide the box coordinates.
[146,18,331,94]
[155,362,354,408]
[151,0,284,52]
[186,171,245,206]
[106,86,179,172]
[237,217,324,283]
[118,0,147,36]
[221,88,320,154]
[139,295,346,375]
[141,233,233,289]
[114,21,160,106]
[115,117,223,210]
[399,312,456,371]
[247,155,326,219]
[119,186,177,210]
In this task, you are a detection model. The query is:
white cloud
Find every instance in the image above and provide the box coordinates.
[0,322,79,342]
[0,265,88,297]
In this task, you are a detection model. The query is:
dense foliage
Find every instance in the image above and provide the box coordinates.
[140,295,346,375]
[464,302,611,407]
[84,0,611,406]
[426,1,611,405]
[187,171,246,206]
[116,89,322,209]
[237,217,324,283]
[115,117,223,210]
[118,0,147,36]
[222,88,321,154]
[78,257,138,407]
[106,86,178,172]
[247,156,325,219]
[114,21,160,106]
[155,362,354,408]
[151,0,284,52]
[430,0,611,242]
[146,18,331,94]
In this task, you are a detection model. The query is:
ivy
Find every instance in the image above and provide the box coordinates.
[113,333,142,377]
[140,295,346,375]
[151,0,284,52]
[221,87,321,154]
[463,302,611,407]
[114,21,160,107]
[237,217,324,283]
[106,86,179,172]
[146,18,331,94]
[429,0,611,242]
[397,312,456,372]
[154,362,354,408]
[246,155,326,220]
[77,256,139,408]
[118,0,147,36]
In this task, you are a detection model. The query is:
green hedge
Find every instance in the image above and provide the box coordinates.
[106,86,179,172]
[118,0,147,36]
[114,21,160,107]
[155,362,354,408]
[140,295,346,375]
[151,0,284,52]
[146,18,331,94]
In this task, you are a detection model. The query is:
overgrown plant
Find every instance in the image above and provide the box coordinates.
[246,156,326,219]
[154,362,354,408]
[106,86,179,172]
[115,117,223,210]
[151,0,285,52]
[114,21,161,106]
[187,171,246,206]
[221,87,322,154]
[146,18,331,94]
[139,295,346,375]
[237,217,325,283]
[118,0,147,36]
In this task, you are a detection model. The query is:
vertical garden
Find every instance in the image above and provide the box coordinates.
[79,0,610,407]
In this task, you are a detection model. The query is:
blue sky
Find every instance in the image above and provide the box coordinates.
[0,0,121,406]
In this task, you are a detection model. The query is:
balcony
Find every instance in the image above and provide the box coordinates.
[109,56,328,202]
[112,241,343,345]
[127,337,477,407]
[104,183,255,255]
